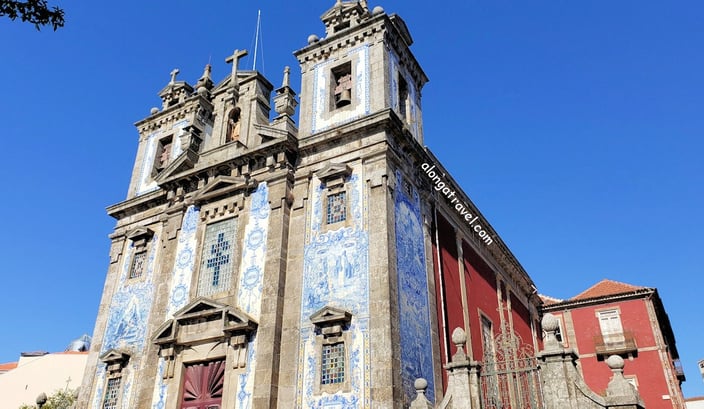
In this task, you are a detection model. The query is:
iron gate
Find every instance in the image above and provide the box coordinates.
[480,322,544,409]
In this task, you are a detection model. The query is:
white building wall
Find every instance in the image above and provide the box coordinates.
[0,352,87,409]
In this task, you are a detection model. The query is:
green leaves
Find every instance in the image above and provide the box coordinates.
[18,389,76,409]
[0,0,65,30]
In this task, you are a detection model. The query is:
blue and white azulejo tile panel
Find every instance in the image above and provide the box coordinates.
[150,205,200,408]
[235,332,258,409]
[101,233,159,354]
[311,44,371,134]
[297,171,371,408]
[98,231,160,407]
[136,130,161,196]
[170,120,189,159]
[166,205,200,317]
[237,182,270,321]
[388,51,420,141]
[150,357,167,409]
[394,170,435,404]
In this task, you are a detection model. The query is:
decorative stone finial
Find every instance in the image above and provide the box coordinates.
[452,327,467,345]
[195,63,214,91]
[450,327,468,362]
[150,107,159,115]
[605,354,641,401]
[36,392,47,405]
[307,34,319,44]
[541,313,561,351]
[200,63,212,80]
[410,378,433,409]
[282,66,291,88]
[606,355,625,371]
[372,6,384,15]
[542,313,559,332]
[274,66,298,118]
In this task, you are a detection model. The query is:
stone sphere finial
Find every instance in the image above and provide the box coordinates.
[606,355,625,370]
[197,86,208,96]
[307,34,319,44]
[414,377,428,391]
[36,392,47,405]
[542,313,559,332]
[372,6,384,15]
[451,327,467,346]
[150,107,159,115]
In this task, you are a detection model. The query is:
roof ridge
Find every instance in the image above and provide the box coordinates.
[571,278,646,301]
[538,294,564,305]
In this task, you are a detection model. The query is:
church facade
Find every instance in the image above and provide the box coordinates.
[77,2,540,408]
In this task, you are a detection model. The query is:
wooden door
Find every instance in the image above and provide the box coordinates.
[180,360,225,409]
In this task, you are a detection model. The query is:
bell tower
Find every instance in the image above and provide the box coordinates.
[295,0,427,142]
[281,2,438,408]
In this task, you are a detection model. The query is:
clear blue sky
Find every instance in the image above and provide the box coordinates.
[1,0,702,397]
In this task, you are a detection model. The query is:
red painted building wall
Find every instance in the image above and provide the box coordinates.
[432,212,538,390]
[547,293,685,409]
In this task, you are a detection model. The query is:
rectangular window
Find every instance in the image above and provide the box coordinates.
[554,315,566,346]
[481,317,495,359]
[598,309,624,343]
[326,192,347,224]
[321,342,345,385]
[103,377,121,409]
[480,316,500,405]
[154,136,173,172]
[398,74,409,122]
[129,251,147,279]
[197,218,237,297]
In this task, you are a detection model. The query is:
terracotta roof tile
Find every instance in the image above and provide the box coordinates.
[539,294,564,305]
[571,279,645,301]
[0,362,18,371]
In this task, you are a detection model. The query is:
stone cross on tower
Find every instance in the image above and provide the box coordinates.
[225,49,248,88]
[169,68,180,85]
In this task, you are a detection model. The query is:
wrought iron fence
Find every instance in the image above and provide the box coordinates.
[479,323,544,409]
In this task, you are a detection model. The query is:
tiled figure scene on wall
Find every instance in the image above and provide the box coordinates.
[297,172,371,408]
[394,170,435,404]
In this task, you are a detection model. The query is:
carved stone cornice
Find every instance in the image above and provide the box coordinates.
[294,14,385,66]
[153,298,258,377]
[107,189,168,220]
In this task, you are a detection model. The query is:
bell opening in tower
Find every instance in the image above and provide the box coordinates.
[332,62,353,109]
